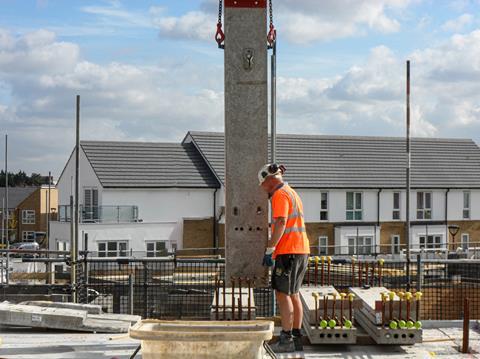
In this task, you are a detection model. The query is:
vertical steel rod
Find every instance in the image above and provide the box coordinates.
[231,277,235,320]
[223,279,226,320]
[238,277,243,320]
[4,134,9,285]
[73,95,80,303]
[406,60,411,291]
[462,298,470,353]
[247,278,252,320]
[215,278,219,320]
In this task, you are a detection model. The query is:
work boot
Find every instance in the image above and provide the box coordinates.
[269,330,295,353]
[292,328,304,352]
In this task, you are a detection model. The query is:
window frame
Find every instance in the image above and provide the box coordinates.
[97,240,128,257]
[22,231,35,241]
[320,192,329,221]
[392,192,401,220]
[391,234,401,255]
[318,236,328,255]
[347,236,372,255]
[419,234,442,249]
[146,241,168,257]
[461,233,469,250]
[463,191,471,220]
[416,191,432,220]
[346,191,363,221]
[22,210,36,225]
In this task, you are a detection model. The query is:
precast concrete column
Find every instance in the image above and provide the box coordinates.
[224,0,268,282]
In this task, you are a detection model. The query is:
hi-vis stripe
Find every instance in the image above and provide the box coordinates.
[279,188,306,234]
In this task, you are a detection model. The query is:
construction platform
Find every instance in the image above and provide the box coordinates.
[0,325,479,358]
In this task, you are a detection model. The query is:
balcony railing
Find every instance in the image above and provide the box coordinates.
[58,205,139,223]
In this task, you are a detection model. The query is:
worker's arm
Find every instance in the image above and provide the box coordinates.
[263,216,286,267]
[267,216,287,248]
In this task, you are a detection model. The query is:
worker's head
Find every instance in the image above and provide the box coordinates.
[258,163,285,192]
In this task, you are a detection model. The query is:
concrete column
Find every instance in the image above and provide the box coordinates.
[224,0,268,282]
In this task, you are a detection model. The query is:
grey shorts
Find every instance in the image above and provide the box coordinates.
[272,254,308,295]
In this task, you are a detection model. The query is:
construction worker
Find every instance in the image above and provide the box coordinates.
[259,163,310,353]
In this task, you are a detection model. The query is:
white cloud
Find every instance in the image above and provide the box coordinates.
[0,28,223,175]
[155,11,213,41]
[441,13,473,32]
[275,29,480,140]
[152,0,412,44]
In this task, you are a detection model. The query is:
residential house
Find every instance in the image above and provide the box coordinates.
[0,187,38,244]
[184,132,480,256]
[50,141,220,256]
[51,131,480,257]
[16,185,58,246]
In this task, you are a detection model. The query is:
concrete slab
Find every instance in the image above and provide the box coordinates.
[0,302,139,333]
[19,301,103,315]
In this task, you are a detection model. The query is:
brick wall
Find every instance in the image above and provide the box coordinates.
[305,223,335,255]
[379,222,406,254]
[182,218,215,250]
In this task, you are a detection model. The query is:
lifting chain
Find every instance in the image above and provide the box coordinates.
[215,0,276,49]
[267,0,276,48]
[215,0,225,49]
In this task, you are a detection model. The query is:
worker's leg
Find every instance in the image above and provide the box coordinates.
[276,290,294,331]
[291,293,303,330]
[270,255,295,353]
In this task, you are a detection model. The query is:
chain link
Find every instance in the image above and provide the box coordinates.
[269,0,273,27]
[218,0,223,24]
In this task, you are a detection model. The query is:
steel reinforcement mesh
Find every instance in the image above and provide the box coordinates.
[69,257,480,321]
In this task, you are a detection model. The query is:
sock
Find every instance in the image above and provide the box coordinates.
[281,330,292,338]
[292,328,302,337]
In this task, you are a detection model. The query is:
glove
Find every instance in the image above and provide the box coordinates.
[262,247,275,267]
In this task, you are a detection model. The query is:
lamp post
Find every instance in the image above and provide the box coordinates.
[448,224,460,251]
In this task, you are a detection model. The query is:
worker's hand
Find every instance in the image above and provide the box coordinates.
[262,247,275,267]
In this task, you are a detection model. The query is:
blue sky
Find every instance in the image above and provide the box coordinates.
[1,0,480,176]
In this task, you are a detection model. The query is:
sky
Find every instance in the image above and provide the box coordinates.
[1,0,480,178]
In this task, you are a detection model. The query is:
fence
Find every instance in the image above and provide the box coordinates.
[1,254,480,321]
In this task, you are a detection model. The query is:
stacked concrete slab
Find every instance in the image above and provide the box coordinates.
[0,301,140,333]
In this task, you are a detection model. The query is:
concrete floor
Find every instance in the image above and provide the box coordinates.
[1,326,480,358]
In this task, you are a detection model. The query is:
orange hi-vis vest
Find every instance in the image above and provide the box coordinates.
[271,183,310,258]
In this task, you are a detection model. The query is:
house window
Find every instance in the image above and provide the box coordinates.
[346,192,363,220]
[22,231,35,241]
[463,192,470,219]
[419,235,442,249]
[393,192,400,220]
[320,192,328,221]
[318,236,328,255]
[461,233,469,250]
[416,192,432,220]
[22,210,35,224]
[84,188,99,222]
[146,241,167,257]
[98,241,128,257]
[391,235,400,255]
[348,236,372,255]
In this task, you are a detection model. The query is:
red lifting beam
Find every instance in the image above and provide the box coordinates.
[225,0,266,8]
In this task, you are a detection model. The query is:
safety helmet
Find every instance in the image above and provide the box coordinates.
[258,163,285,185]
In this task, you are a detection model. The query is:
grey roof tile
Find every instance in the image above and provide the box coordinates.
[80,141,219,188]
[186,132,480,189]
[0,187,37,209]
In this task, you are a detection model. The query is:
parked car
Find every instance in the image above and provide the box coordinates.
[10,241,40,257]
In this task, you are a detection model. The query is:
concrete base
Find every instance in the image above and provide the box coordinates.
[129,319,273,359]
[0,301,140,333]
